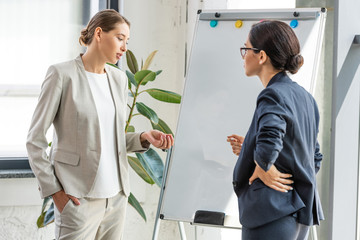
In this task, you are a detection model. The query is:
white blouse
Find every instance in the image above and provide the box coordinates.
[85,71,121,198]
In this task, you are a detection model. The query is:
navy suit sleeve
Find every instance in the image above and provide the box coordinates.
[254,88,287,172]
[314,141,322,173]
[313,98,322,174]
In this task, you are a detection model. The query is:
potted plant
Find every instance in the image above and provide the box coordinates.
[37,50,181,227]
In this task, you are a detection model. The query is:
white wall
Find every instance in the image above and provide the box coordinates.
[330,0,360,238]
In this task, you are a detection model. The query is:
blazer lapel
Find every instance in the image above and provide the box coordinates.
[74,55,98,113]
[105,65,123,117]
[105,64,126,149]
[74,55,101,151]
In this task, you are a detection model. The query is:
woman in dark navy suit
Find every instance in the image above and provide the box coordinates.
[227,20,323,240]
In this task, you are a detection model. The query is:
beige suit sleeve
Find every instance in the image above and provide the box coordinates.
[26,65,63,198]
[125,132,149,152]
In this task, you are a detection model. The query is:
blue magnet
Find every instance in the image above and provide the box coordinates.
[290,19,298,28]
[210,20,218,28]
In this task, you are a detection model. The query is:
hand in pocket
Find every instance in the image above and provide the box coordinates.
[52,190,80,213]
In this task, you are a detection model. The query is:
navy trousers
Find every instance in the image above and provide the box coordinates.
[242,215,310,240]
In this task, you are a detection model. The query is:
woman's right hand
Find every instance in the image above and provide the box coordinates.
[52,190,80,213]
[227,134,245,156]
[249,163,293,193]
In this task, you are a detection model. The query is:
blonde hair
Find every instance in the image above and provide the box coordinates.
[79,9,130,46]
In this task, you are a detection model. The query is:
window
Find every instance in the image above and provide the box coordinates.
[0,0,108,164]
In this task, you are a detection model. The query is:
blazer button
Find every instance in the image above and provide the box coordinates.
[232,181,238,188]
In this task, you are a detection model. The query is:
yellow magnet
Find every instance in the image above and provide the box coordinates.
[235,20,243,28]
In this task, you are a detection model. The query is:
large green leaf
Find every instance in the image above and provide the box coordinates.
[37,196,53,228]
[127,125,135,133]
[126,70,137,87]
[126,50,139,74]
[134,70,156,86]
[128,193,146,221]
[135,102,159,124]
[155,70,162,76]
[44,202,54,226]
[37,212,45,228]
[37,200,54,228]
[145,88,181,103]
[151,118,174,136]
[142,50,158,70]
[135,148,164,187]
[41,196,52,213]
[128,156,155,184]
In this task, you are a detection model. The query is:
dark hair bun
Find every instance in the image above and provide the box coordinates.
[285,54,304,74]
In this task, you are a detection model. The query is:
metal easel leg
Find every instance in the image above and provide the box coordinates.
[152,217,161,240]
[178,222,187,240]
[311,225,318,240]
[153,219,187,240]
[152,147,173,240]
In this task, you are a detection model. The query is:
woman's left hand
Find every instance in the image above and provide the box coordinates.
[249,162,293,193]
[141,130,174,149]
[227,134,244,156]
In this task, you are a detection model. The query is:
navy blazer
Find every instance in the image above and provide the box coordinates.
[233,72,324,229]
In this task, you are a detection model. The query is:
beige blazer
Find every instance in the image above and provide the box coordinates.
[26,55,147,199]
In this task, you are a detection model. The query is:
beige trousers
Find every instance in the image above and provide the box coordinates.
[54,191,128,240]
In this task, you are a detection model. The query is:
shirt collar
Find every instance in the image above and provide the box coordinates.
[266,71,290,87]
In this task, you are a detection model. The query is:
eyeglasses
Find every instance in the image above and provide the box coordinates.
[240,47,261,58]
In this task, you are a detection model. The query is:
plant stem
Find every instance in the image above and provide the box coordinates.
[129,88,135,97]
[125,85,140,133]
[125,73,149,133]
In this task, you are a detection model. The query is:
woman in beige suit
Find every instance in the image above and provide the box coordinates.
[26,9,173,240]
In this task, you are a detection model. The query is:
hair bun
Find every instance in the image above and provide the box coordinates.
[79,28,89,46]
[285,54,304,74]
